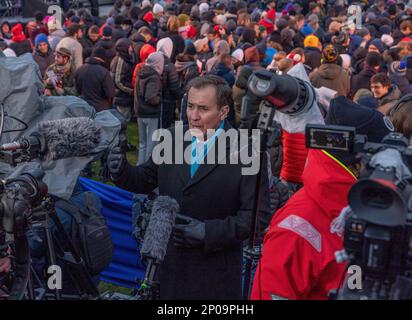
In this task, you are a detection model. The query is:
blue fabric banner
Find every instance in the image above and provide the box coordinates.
[79,177,145,288]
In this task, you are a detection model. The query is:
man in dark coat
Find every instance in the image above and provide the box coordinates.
[349,52,381,98]
[108,75,270,299]
[75,47,115,112]
[94,26,116,70]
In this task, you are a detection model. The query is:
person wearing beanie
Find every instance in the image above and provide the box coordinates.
[252,96,392,300]
[199,3,210,16]
[33,33,54,78]
[309,44,350,97]
[135,51,164,165]
[75,45,115,113]
[47,17,65,51]
[381,33,394,48]
[389,60,412,94]
[231,48,244,67]
[153,3,164,16]
[303,35,322,71]
[93,26,116,70]
[233,46,264,124]
[131,43,156,89]
[368,38,386,54]
[156,36,180,129]
[9,23,32,57]
[350,51,382,99]
[110,38,134,122]
[293,23,313,49]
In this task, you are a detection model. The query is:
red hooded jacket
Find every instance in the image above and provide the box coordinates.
[251,149,356,300]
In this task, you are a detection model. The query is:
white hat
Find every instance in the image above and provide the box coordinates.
[231,48,244,63]
[215,14,227,26]
[199,3,210,16]
[141,0,151,9]
[381,34,394,47]
[153,3,164,15]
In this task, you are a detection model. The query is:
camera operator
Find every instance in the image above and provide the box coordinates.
[251,96,394,300]
[108,75,271,300]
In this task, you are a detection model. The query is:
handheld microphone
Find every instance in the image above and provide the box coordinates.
[0,117,101,161]
[138,196,179,300]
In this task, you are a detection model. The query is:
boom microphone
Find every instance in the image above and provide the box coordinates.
[138,196,179,300]
[140,196,179,261]
[0,117,101,161]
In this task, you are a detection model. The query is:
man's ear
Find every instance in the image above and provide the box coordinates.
[220,105,230,120]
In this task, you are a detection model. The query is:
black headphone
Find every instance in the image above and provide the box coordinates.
[388,92,412,117]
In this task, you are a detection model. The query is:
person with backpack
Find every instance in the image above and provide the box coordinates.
[135,52,164,165]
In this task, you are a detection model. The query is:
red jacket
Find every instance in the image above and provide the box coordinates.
[251,149,356,300]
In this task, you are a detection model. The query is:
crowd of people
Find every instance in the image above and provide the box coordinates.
[1,0,412,300]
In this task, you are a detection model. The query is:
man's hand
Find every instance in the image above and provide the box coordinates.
[44,89,52,96]
[173,214,205,248]
[0,257,11,273]
[107,146,127,179]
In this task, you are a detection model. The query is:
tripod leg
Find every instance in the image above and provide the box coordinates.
[43,216,61,300]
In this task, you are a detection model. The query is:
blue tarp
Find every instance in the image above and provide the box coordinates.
[79,177,145,288]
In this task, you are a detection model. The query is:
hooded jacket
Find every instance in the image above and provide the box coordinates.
[135,63,162,118]
[94,38,116,70]
[309,63,350,97]
[377,84,402,115]
[75,56,115,112]
[159,31,185,63]
[251,149,355,300]
[9,24,32,57]
[349,66,377,98]
[110,38,134,107]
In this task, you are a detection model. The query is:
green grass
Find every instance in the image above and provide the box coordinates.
[90,121,139,295]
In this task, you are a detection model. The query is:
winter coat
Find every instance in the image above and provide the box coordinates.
[48,29,66,51]
[75,57,115,112]
[161,55,180,104]
[377,85,402,115]
[251,149,355,300]
[159,31,185,63]
[110,39,134,107]
[44,63,77,97]
[209,62,236,87]
[9,39,32,57]
[112,121,271,299]
[390,74,412,95]
[33,48,54,78]
[94,38,116,70]
[309,63,350,97]
[349,66,377,98]
[304,46,322,71]
[130,33,147,64]
[80,35,98,61]
[135,64,162,118]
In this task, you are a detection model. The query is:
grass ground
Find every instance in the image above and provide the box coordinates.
[90,121,139,296]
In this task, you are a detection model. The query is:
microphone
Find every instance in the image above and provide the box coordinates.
[138,196,179,300]
[140,196,179,262]
[0,117,101,161]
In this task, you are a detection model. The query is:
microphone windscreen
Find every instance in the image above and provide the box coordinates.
[37,117,101,160]
[141,196,179,262]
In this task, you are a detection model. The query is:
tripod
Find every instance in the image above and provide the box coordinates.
[240,100,277,300]
[26,195,100,300]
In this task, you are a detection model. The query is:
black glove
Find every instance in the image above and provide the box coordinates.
[107,146,126,179]
[173,214,205,249]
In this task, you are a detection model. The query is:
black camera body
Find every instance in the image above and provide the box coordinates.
[306,124,412,299]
